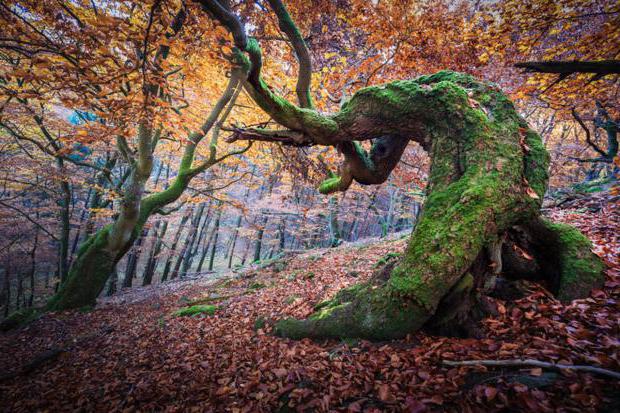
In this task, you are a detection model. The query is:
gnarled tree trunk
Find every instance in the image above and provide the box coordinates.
[195,0,605,341]
[270,72,604,340]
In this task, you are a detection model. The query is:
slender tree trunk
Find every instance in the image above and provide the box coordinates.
[122,228,147,288]
[226,167,255,268]
[195,215,217,274]
[161,209,192,282]
[58,168,71,285]
[16,270,23,311]
[142,220,168,286]
[28,229,39,307]
[253,214,268,263]
[240,239,251,266]
[69,188,92,264]
[328,195,342,247]
[2,254,10,318]
[207,204,223,271]
[227,215,243,268]
[171,205,203,279]
[106,269,117,297]
[278,218,286,252]
[178,203,206,276]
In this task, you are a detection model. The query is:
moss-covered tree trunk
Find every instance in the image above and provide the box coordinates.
[268,73,604,340]
[0,72,248,324]
[200,0,605,332]
[215,66,605,340]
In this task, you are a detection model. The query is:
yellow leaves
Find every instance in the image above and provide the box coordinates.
[478,52,489,64]
[214,25,229,39]
[221,45,233,56]
[517,44,530,54]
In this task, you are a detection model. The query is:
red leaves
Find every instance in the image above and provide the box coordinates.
[377,383,391,401]
[484,386,498,401]
[1,201,619,412]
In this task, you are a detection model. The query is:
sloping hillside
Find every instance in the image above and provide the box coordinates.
[0,200,618,412]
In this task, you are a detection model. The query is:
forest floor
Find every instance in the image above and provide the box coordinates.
[0,194,618,412]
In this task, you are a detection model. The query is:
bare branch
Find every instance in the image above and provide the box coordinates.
[0,200,58,241]
[443,359,620,380]
[224,126,310,147]
[515,60,620,76]
[571,108,607,157]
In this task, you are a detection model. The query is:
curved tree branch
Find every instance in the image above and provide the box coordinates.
[265,0,313,109]
[193,0,336,142]
[571,108,607,157]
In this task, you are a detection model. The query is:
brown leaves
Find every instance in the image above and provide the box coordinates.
[1,201,619,411]
[522,177,540,199]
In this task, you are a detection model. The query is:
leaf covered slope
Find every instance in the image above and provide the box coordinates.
[0,202,618,412]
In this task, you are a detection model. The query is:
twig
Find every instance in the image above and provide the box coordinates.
[443,359,620,380]
[0,325,114,382]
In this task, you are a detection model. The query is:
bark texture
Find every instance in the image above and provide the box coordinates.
[269,71,605,340]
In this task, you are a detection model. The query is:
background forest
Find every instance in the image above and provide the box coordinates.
[0,0,618,410]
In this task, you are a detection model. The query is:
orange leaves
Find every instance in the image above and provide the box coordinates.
[2,198,620,411]
[214,25,229,40]
[526,186,540,199]
[522,177,540,200]
[512,243,534,260]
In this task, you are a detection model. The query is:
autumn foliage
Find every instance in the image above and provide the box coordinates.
[0,0,619,411]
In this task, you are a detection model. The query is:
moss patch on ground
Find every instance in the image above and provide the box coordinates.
[172,304,217,317]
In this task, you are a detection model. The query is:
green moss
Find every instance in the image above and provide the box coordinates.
[254,316,266,331]
[273,71,554,340]
[173,304,217,317]
[248,281,266,290]
[341,337,361,348]
[373,252,401,268]
[77,305,94,313]
[275,288,430,340]
[188,294,234,306]
[0,307,40,332]
[318,174,342,194]
[543,220,605,302]
[572,177,614,193]
[46,225,116,312]
[284,295,300,304]
[523,130,550,200]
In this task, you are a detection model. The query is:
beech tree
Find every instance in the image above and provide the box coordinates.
[196,0,605,339]
[0,1,252,325]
